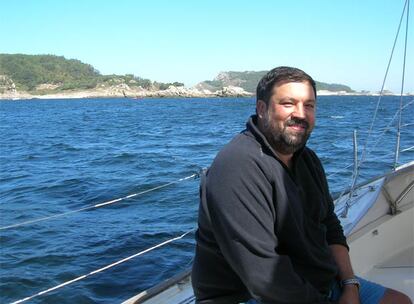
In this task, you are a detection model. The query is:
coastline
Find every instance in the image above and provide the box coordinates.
[0,85,253,100]
[1,86,412,101]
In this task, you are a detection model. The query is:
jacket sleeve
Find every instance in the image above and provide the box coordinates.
[308,150,348,249]
[205,149,329,303]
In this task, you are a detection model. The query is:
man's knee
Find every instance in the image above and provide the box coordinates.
[379,288,412,304]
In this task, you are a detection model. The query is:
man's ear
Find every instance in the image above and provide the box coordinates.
[256,100,267,118]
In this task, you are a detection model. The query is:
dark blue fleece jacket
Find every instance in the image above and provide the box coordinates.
[192,115,347,304]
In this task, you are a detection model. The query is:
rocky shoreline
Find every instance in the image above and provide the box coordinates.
[0,84,255,100]
[1,84,411,101]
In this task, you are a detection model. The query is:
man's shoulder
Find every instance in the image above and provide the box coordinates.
[208,131,269,178]
[215,131,261,163]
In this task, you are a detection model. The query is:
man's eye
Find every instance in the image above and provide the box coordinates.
[306,104,315,109]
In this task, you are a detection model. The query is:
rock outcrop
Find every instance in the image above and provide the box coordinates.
[0,75,17,94]
[215,86,252,97]
[0,79,254,100]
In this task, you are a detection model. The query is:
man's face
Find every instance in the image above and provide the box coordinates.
[260,81,316,155]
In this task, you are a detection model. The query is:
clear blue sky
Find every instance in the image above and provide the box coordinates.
[1,0,412,92]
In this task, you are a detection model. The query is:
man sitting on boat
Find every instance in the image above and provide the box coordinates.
[191,67,411,304]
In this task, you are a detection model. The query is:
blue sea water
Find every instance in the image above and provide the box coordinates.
[0,96,413,303]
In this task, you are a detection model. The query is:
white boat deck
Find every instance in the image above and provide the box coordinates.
[363,246,414,299]
[346,163,414,301]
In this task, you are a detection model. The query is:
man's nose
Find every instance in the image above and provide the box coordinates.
[292,104,306,119]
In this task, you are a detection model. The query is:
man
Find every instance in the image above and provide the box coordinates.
[191,67,411,304]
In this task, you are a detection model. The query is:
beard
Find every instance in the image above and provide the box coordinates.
[262,116,312,155]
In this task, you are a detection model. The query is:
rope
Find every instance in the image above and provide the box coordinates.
[0,170,204,231]
[10,228,196,304]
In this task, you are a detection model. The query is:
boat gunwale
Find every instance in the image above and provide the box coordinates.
[123,268,192,304]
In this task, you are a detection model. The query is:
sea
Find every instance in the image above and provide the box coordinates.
[0,96,413,303]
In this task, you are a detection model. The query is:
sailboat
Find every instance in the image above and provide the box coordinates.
[122,1,414,303]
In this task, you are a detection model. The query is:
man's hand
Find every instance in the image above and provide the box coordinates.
[338,285,360,304]
[329,245,360,304]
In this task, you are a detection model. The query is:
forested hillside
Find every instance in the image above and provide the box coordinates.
[0,54,353,96]
[197,71,354,93]
[0,54,182,92]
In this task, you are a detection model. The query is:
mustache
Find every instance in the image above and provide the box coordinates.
[285,118,309,129]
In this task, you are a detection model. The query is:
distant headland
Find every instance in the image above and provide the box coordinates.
[0,54,404,100]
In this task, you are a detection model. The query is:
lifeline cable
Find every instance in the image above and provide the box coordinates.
[10,228,196,304]
[363,100,414,162]
[326,140,413,181]
[0,170,204,231]
[325,100,413,181]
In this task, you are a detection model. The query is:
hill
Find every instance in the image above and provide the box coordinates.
[196,71,354,93]
[0,54,183,93]
[0,54,355,99]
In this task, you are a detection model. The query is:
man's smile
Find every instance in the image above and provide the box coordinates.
[285,119,309,132]
[287,125,307,132]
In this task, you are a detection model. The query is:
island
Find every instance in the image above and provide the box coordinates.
[0,54,383,100]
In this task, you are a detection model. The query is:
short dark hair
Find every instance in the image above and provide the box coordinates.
[256,66,316,106]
